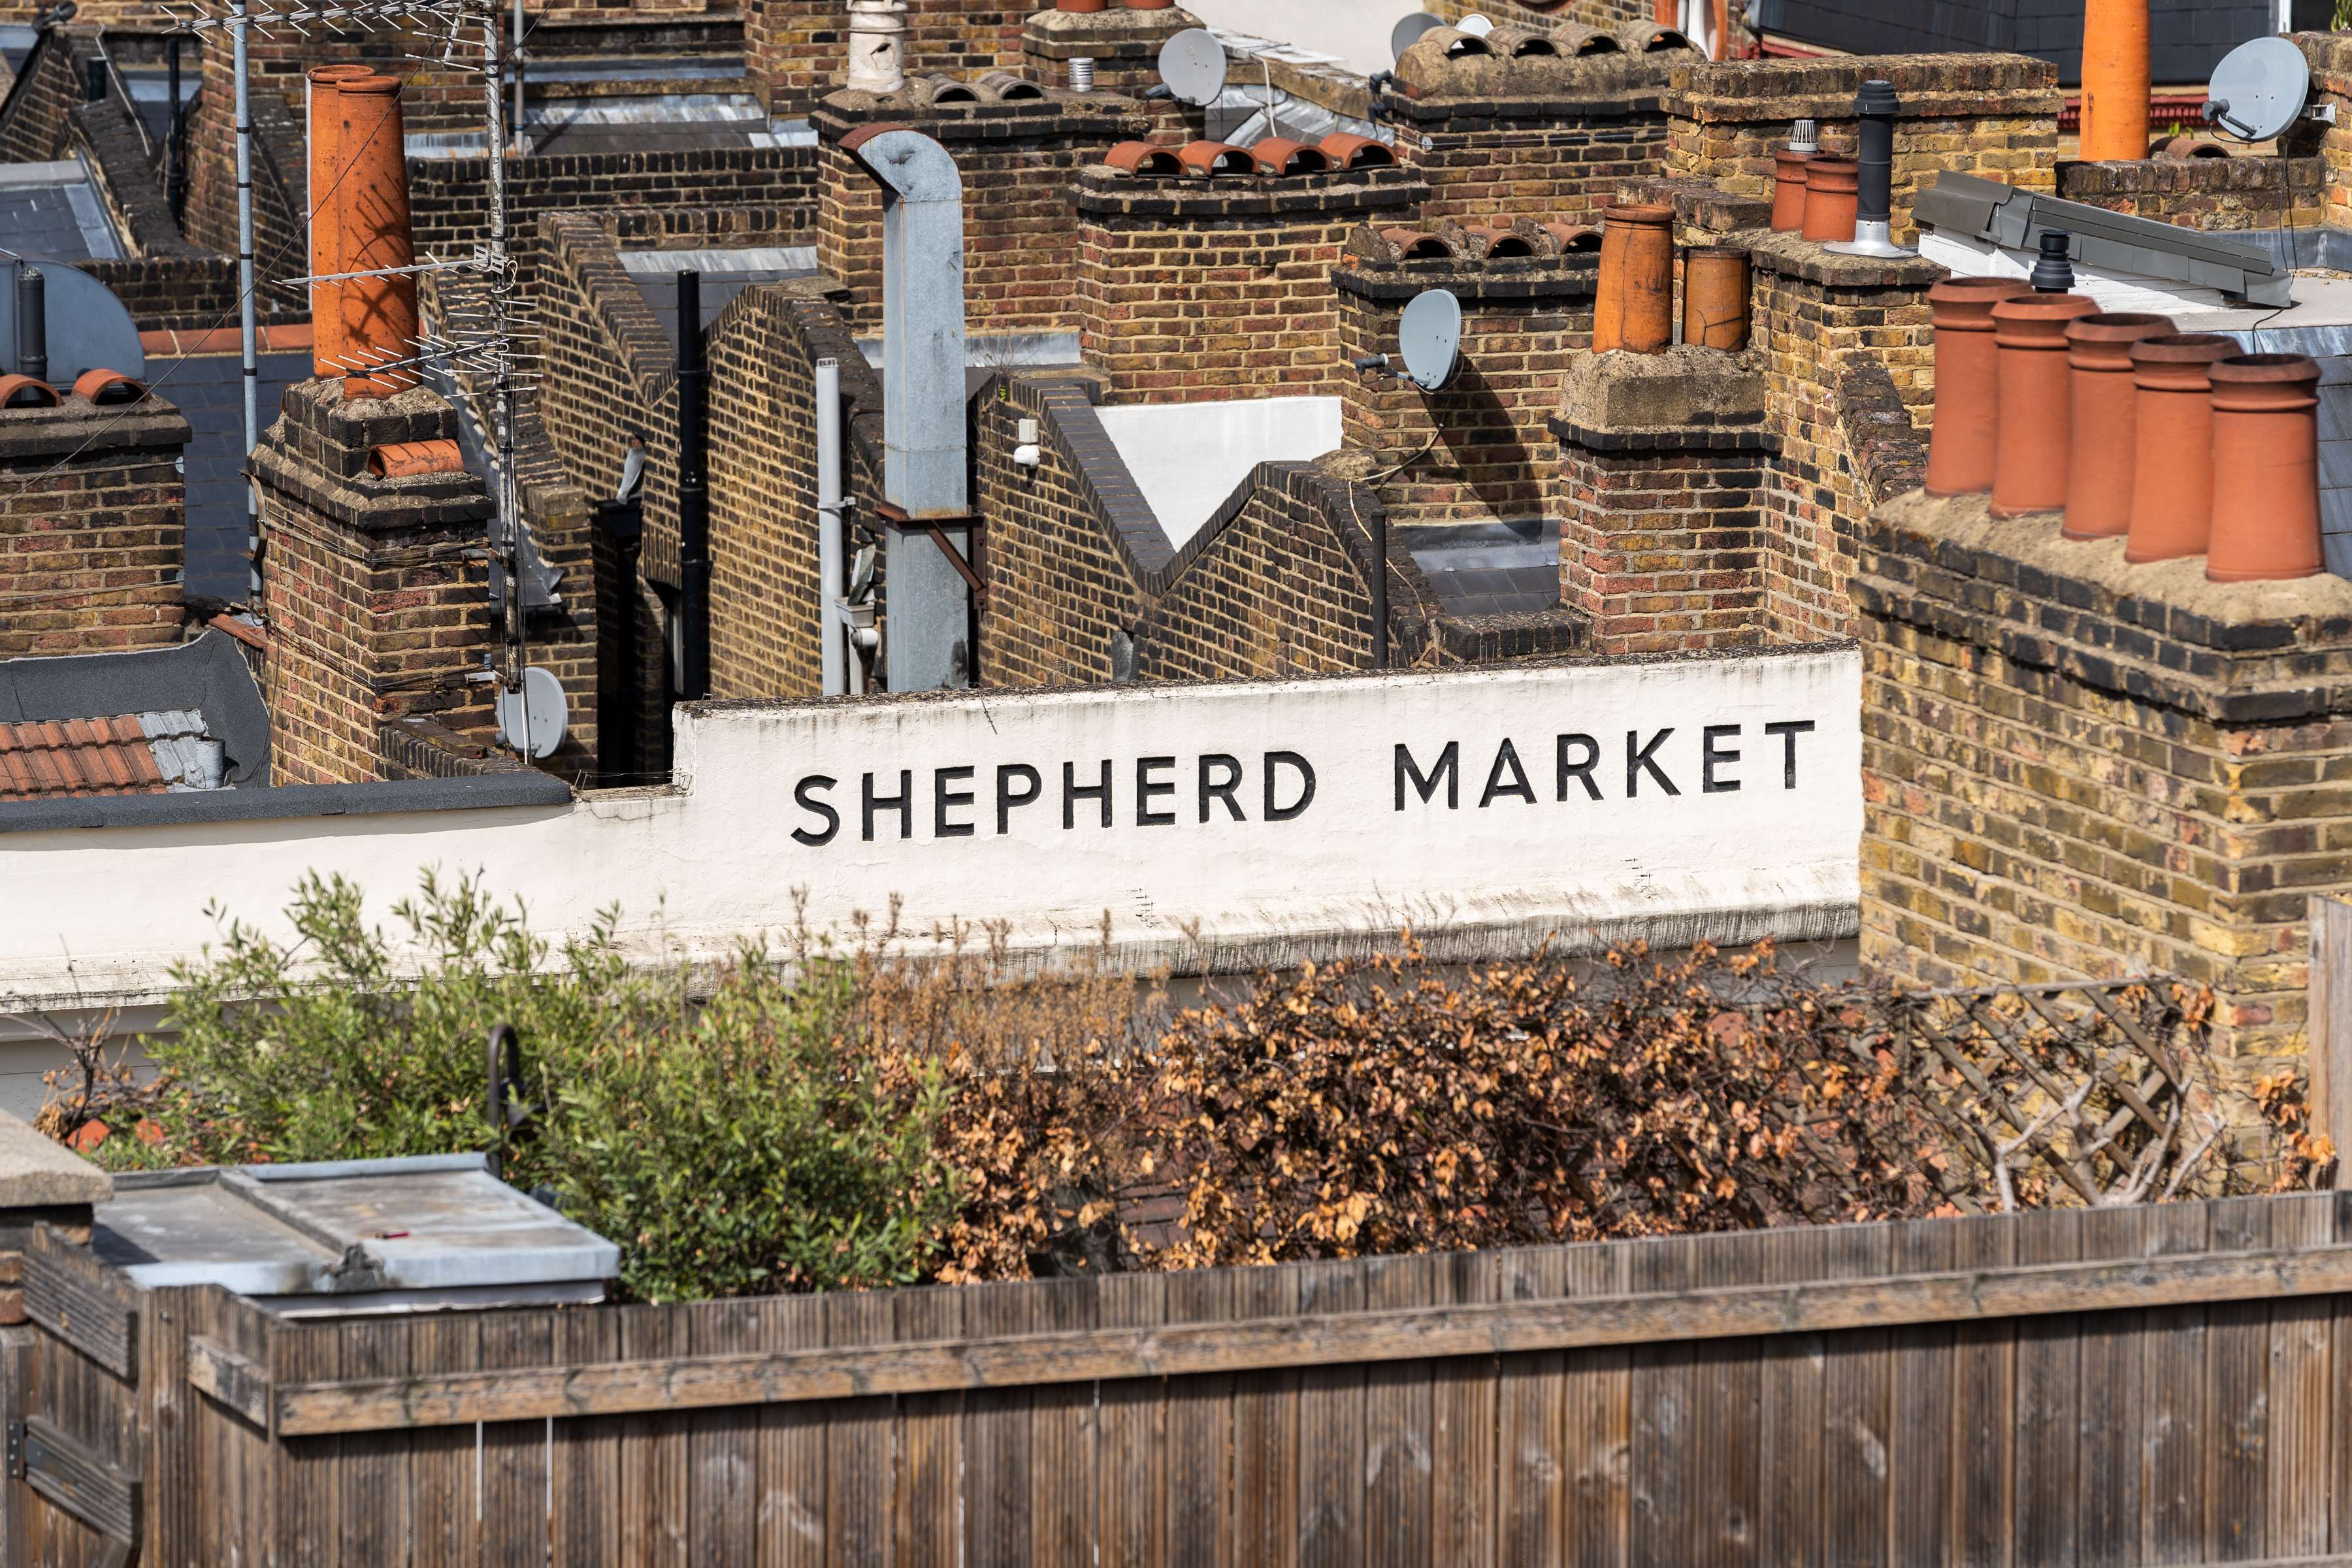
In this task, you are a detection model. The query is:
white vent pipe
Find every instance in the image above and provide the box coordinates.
[847,0,907,95]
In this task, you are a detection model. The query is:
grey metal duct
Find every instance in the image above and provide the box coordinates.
[842,122,973,692]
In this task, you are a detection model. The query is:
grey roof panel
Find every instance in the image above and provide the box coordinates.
[0,632,269,785]
[1918,172,2291,306]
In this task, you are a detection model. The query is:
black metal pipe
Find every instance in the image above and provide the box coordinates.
[1369,494,1388,670]
[676,269,710,702]
[593,497,643,783]
[16,265,46,384]
[82,56,104,103]
[1854,78,1897,233]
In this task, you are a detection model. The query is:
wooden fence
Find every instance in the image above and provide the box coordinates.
[9,1190,2352,1565]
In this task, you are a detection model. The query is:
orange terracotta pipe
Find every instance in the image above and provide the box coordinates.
[1922,276,2029,497]
[1800,159,1858,244]
[333,74,417,400]
[2061,311,2172,539]
[2080,0,2151,163]
[1594,203,1674,355]
[306,65,370,384]
[1988,292,2098,518]
[1681,246,1749,351]
[1653,0,1676,23]
[2206,353,2325,583]
[2125,333,2238,563]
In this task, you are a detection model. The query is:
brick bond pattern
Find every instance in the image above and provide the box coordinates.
[0,27,93,164]
[1075,167,1429,406]
[2297,33,2352,232]
[1426,0,1648,27]
[749,0,1035,116]
[1664,53,2061,244]
[815,94,1147,337]
[1556,433,1768,657]
[0,401,190,659]
[251,382,495,785]
[2057,155,2324,235]
[1336,248,1594,532]
[1855,490,2352,1081]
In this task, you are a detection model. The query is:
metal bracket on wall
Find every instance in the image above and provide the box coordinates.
[875,501,988,607]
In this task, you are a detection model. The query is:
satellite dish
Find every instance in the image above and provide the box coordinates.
[2206,35,2310,143]
[1157,29,1228,110]
[1456,13,1495,37]
[1399,288,1462,392]
[496,666,569,760]
[1390,11,1446,62]
[0,262,142,387]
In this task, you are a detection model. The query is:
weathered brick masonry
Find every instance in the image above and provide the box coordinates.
[1021,5,1203,141]
[2295,33,2352,231]
[1336,226,1595,532]
[1665,53,2061,243]
[817,89,1145,336]
[749,0,1031,117]
[0,25,96,164]
[1426,0,1650,30]
[250,382,495,786]
[2056,155,2324,235]
[0,397,190,660]
[1075,163,1429,405]
[1857,489,2352,1083]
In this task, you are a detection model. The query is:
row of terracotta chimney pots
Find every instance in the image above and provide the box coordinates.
[1924,278,2324,583]
[1592,203,1752,353]
[306,65,419,399]
[1103,133,1396,179]
[1378,220,1599,263]
[1771,150,1860,242]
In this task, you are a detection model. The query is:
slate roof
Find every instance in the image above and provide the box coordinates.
[1407,518,1562,617]
[0,163,123,264]
[159,348,312,598]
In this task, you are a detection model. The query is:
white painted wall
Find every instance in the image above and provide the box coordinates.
[1097,396,1343,551]
[0,652,1864,1020]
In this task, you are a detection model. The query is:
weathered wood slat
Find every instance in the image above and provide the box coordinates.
[23,1227,138,1382]
[270,1244,2352,1436]
[186,1337,269,1431]
[14,1413,140,1544]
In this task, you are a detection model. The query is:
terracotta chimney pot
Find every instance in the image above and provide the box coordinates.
[1681,246,1750,351]
[2206,353,2325,583]
[2061,311,2172,540]
[1799,157,1858,244]
[2080,0,2152,163]
[306,64,372,384]
[1176,140,1251,177]
[1593,202,1674,355]
[2124,333,2240,563]
[1987,291,2099,517]
[1923,276,2030,497]
[331,74,417,400]
[1771,150,1812,233]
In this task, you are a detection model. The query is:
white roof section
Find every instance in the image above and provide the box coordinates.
[1096,395,1343,551]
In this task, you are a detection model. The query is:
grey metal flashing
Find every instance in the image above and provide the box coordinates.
[1915,172,2293,306]
[0,767,572,834]
[0,633,268,786]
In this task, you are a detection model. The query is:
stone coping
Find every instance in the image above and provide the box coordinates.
[1664,51,2061,124]
[0,1109,108,1207]
[0,399,191,463]
[813,90,1147,146]
[1333,259,1597,304]
[1022,5,1201,59]
[1073,165,1429,220]
[1858,489,2352,723]
[1744,227,1945,289]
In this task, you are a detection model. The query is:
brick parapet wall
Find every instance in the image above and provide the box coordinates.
[184,39,307,273]
[1855,489,2352,1082]
[749,0,1033,117]
[1425,0,1649,29]
[0,26,94,165]
[1554,429,1769,657]
[378,715,533,779]
[1021,5,1202,138]
[2056,155,2323,235]
[1665,52,2061,242]
[1748,230,1940,645]
[1075,165,1430,404]
[815,92,1148,336]
[412,146,818,267]
[2293,33,2352,230]
[0,399,190,659]
[251,381,495,785]
[1335,246,1594,532]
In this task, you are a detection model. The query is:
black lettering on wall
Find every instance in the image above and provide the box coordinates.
[1556,734,1601,801]
[1480,739,1536,808]
[863,770,913,841]
[1396,742,1459,809]
[1064,759,1113,830]
[934,766,976,838]
[996,764,1041,834]
[1702,726,1742,794]
[791,775,839,846]
[1266,751,1316,822]
[1626,729,1680,798]
[1199,753,1246,823]
[1135,757,1177,826]
[1765,720,1816,789]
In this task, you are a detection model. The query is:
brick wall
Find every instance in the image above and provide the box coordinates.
[2056,155,2324,235]
[1426,0,1650,29]
[1556,434,1768,657]
[1748,231,1938,644]
[0,397,189,659]
[748,0,1034,116]
[2298,33,2352,231]
[1021,6,1201,140]
[816,92,1147,336]
[1855,486,2352,1083]
[1075,163,1429,405]
[0,26,94,165]
[250,381,496,785]
[413,147,818,267]
[1665,52,2061,243]
[1335,231,1594,532]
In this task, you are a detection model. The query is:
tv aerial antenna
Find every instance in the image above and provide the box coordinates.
[158,0,542,755]
[2204,36,2327,144]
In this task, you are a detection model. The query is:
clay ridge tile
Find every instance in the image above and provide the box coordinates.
[0,715,170,801]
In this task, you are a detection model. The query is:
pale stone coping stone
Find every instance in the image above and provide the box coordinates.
[0,1109,112,1208]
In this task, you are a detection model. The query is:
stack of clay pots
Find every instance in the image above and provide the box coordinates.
[1593,203,1752,353]
[1923,275,2325,583]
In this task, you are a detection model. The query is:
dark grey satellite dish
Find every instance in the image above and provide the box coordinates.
[1158,29,1228,109]
[2206,36,2310,144]
[1390,11,1445,63]
[0,261,142,387]
[1399,288,1462,392]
